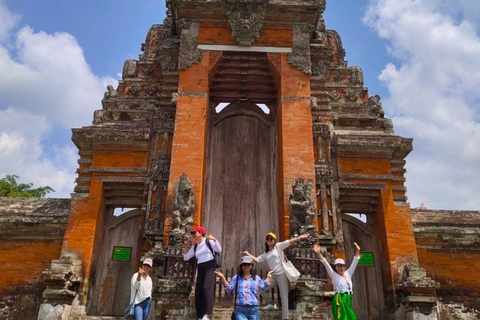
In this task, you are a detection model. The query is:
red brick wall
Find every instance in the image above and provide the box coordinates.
[413,209,480,309]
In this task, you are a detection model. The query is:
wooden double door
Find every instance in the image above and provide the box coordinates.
[203,102,279,272]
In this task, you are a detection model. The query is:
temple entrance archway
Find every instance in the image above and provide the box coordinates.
[202,101,278,272]
[342,213,386,320]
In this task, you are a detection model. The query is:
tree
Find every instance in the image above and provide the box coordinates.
[0,175,54,198]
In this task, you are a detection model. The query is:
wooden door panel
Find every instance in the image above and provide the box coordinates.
[343,217,385,320]
[204,103,278,272]
[88,209,141,316]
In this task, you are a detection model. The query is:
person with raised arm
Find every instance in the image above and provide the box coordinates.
[215,256,274,320]
[184,226,222,320]
[313,242,361,320]
[241,232,309,320]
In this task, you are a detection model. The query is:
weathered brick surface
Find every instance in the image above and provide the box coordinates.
[166,51,210,233]
[412,209,480,310]
[0,197,69,319]
[277,53,316,238]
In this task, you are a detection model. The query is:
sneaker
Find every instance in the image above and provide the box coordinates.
[261,303,278,310]
[201,315,210,320]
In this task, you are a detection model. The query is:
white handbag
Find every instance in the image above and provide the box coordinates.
[276,247,300,289]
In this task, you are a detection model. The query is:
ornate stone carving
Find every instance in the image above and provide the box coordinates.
[154,113,175,133]
[384,118,394,134]
[334,71,343,82]
[369,94,385,117]
[348,66,364,86]
[288,23,314,75]
[159,52,177,72]
[101,85,117,109]
[146,84,159,96]
[326,30,347,66]
[143,65,154,76]
[128,84,141,96]
[151,158,170,180]
[169,174,195,248]
[312,60,329,78]
[222,0,268,47]
[178,20,202,70]
[329,90,340,101]
[289,178,316,238]
[122,59,138,79]
[346,90,358,101]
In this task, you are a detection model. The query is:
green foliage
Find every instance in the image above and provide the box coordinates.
[0,175,54,198]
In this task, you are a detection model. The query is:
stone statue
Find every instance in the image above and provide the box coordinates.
[369,95,385,118]
[349,66,364,86]
[289,178,316,238]
[169,174,195,247]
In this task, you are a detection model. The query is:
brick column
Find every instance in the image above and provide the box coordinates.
[166,51,210,232]
[276,54,316,239]
[377,184,419,305]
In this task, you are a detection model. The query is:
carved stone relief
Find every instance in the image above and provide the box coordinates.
[348,66,364,86]
[289,178,316,238]
[329,91,340,101]
[326,30,347,66]
[169,174,195,248]
[146,84,159,96]
[312,60,329,79]
[288,23,314,75]
[154,113,175,133]
[222,0,268,47]
[178,20,203,70]
[122,59,138,79]
[128,84,141,96]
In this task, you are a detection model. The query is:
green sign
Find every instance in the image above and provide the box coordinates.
[113,246,132,261]
[358,252,374,267]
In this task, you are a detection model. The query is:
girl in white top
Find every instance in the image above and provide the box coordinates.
[183,226,222,320]
[130,258,153,320]
[241,232,309,320]
[313,242,361,320]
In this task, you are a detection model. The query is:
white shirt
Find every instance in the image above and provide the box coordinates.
[254,240,290,276]
[130,273,153,305]
[183,238,222,264]
[320,255,360,293]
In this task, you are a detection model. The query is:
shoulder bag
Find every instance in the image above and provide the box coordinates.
[195,240,222,268]
[124,289,137,319]
[276,246,300,289]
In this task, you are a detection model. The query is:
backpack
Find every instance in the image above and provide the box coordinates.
[194,240,222,268]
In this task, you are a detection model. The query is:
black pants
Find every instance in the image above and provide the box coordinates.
[195,260,216,318]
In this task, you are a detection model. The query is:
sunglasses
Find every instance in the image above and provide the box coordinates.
[241,263,252,267]
[335,264,346,267]
[190,231,197,235]
[266,237,275,241]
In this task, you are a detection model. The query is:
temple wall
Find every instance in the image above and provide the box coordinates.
[0,198,69,320]
[412,209,480,311]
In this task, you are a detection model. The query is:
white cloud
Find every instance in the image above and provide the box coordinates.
[0,108,77,197]
[0,1,117,198]
[0,0,20,42]
[364,0,480,209]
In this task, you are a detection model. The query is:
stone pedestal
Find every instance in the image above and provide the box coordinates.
[155,278,193,319]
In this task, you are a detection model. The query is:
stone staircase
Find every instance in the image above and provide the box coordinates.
[68,305,330,320]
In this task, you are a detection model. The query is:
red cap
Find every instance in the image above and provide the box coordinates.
[193,226,206,236]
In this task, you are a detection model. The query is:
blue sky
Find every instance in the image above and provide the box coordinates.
[0,0,479,210]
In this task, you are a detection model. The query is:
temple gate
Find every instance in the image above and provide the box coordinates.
[37,1,439,319]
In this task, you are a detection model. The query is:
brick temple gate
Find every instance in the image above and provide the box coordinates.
[36,1,439,319]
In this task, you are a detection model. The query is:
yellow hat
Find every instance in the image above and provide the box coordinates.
[266,232,277,240]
